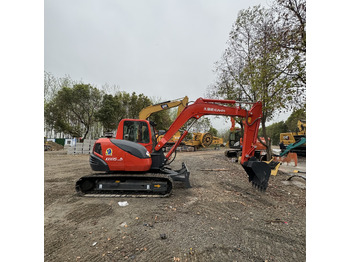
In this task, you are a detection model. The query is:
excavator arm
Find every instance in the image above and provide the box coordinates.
[138,96,189,120]
[155,98,260,163]
[154,98,271,190]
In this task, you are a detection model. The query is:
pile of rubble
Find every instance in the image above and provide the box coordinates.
[45,141,64,151]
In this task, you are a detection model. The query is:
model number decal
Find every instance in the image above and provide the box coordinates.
[105,157,123,162]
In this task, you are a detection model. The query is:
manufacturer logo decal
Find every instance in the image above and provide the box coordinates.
[106,148,113,156]
[204,107,225,113]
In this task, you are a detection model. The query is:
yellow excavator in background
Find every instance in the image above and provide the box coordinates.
[139,96,188,146]
[139,96,224,149]
[280,120,306,156]
[139,96,189,120]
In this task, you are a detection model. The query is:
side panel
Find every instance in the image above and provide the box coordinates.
[93,138,152,172]
[99,138,126,170]
[124,153,152,171]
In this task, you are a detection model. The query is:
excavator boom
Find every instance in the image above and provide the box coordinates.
[155,98,261,164]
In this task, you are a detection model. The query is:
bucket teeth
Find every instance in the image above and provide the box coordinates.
[243,158,271,191]
[252,181,266,191]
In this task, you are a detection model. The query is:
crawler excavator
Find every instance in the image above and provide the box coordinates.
[76,98,274,197]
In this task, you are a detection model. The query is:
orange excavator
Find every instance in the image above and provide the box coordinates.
[76,98,273,197]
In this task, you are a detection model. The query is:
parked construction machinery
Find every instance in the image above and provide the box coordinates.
[224,117,268,160]
[139,96,188,120]
[138,96,188,146]
[76,98,274,197]
[184,132,224,150]
[279,137,306,157]
[140,96,223,150]
[280,120,306,156]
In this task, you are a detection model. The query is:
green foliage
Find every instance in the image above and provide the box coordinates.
[96,94,173,131]
[44,84,102,139]
[96,91,153,131]
[95,94,124,131]
[148,110,173,131]
[150,107,183,131]
[259,121,288,145]
[285,108,306,132]
[218,129,232,143]
[44,74,173,138]
[208,127,218,137]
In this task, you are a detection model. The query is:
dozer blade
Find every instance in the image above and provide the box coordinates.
[242,157,271,191]
[162,162,191,188]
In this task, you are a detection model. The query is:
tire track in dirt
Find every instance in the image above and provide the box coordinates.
[190,200,247,221]
[66,203,114,223]
[126,231,174,261]
[178,245,260,262]
[240,227,305,261]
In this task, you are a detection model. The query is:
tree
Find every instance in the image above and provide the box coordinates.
[96,91,160,132]
[208,126,218,137]
[211,5,306,159]
[259,121,288,145]
[273,0,306,54]
[44,71,60,104]
[44,84,102,139]
[192,117,212,133]
[271,0,306,94]
[285,108,306,132]
[95,94,124,132]
[148,110,174,131]
[44,72,75,104]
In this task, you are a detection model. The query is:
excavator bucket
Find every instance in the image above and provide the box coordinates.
[242,157,271,191]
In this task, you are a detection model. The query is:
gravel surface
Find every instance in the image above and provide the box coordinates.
[45,149,306,261]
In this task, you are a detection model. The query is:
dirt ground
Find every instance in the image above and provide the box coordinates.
[44,149,306,262]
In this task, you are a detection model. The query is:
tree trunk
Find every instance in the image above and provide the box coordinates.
[260,116,272,161]
[82,126,89,141]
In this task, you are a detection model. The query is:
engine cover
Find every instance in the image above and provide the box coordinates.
[91,138,152,172]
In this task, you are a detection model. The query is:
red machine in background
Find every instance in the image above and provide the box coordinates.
[76,98,273,197]
[225,117,269,160]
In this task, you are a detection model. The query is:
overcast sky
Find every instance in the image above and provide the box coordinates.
[45,0,291,129]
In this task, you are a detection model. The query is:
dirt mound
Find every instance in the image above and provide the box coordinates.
[45,141,64,151]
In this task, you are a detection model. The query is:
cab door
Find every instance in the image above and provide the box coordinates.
[116,119,154,153]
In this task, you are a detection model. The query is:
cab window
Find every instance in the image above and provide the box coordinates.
[123,121,150,143]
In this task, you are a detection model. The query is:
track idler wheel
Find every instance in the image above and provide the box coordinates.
[242,157,271,191]
[202,133,213,147]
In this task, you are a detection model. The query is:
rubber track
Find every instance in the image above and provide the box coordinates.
[76,173,173,198]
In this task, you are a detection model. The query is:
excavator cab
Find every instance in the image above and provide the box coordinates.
[116,119,157,153]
